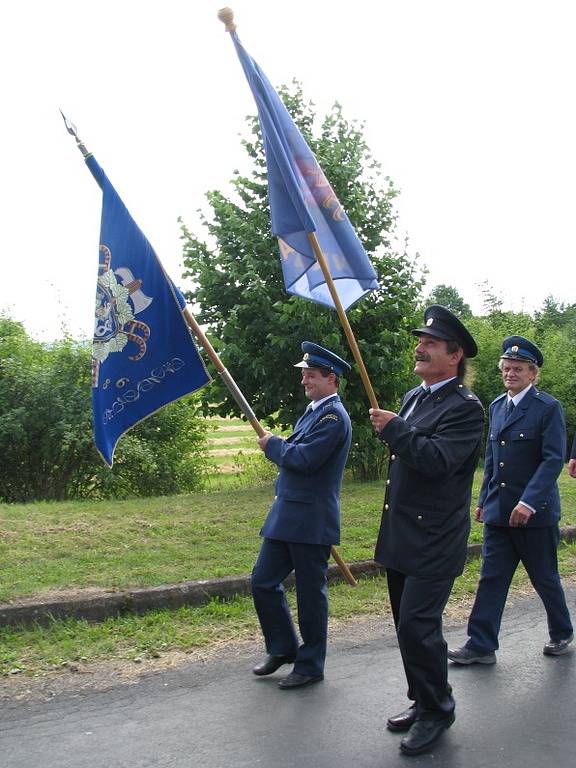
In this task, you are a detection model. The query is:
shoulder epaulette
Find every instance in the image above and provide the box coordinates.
[455,383,480,402]
[533,390,558,405]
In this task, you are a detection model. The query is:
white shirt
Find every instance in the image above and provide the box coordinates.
[309,393,338,411]
[507,383,533,408]
[403,376,457,419]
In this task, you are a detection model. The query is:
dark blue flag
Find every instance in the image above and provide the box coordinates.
[86,154,210,466]
[230,31,379,311]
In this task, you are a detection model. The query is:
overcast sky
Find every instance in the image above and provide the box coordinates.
[2,0,575,342]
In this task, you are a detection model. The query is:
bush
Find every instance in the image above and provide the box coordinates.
[0,316,209,501]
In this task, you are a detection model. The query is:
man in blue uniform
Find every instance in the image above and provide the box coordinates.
[251,342,352,689]
[369,305,484,756]
[449,336,573,665]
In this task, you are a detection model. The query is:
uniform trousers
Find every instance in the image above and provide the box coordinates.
[466,524,573,652]
[386,568,455,720]
[251,538,331,677]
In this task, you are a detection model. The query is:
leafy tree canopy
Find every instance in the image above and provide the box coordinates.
[180,82,424,478]
[426,284,472,318]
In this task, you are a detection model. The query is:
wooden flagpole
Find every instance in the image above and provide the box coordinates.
[182,309,357,587]
[61,110,357,586]
[216,9,379,411]
[307,233,379,409]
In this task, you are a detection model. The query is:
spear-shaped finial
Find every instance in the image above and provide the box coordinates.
[217,7,236,32]
[60,109,91,158]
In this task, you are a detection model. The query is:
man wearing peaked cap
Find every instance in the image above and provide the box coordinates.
[368,305,484,755]
[412,304,478,358]
[293,341,352,377]
[500,335,544,366]
[251,341,352,689]
[449,335,573,665]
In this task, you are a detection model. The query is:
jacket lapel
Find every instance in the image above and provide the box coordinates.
[292,395,339,440]
[499,386,535,432]
[408,380,457,423]
[490,396,507,436]
[399,387,421,418]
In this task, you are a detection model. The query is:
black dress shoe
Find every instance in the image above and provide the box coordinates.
[277,671,324,689]
[399,713,455,755]
[252,654,295,676]
[387,704,417,732]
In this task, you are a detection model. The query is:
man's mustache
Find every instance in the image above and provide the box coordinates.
[415,354,431,362]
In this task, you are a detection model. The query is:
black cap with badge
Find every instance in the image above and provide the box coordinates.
[411,304,478,358]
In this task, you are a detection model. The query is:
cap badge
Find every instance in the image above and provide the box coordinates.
[303,353,309,360]
[426,318,434,327]
[511,345,519,353]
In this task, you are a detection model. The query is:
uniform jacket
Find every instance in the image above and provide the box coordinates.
[478,386,566,527]
[374,379,484,579]
[261,395,352,546]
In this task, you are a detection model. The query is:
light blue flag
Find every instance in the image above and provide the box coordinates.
[230,31,379,311]
[86,154,211,466]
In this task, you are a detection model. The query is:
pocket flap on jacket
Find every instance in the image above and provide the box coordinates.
[511,431,534,441]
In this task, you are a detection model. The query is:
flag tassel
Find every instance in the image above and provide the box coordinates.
[183,306,357,587]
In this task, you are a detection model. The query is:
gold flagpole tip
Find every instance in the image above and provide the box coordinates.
[217,7,236,32]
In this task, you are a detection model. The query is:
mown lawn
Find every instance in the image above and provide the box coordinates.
[1,543,575,678]
[1,466,575,678]
[0,469,574,603]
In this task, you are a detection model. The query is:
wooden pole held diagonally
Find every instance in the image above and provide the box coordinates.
[183,308,357,587]
[308,233,379,410]
[62,107,357,587]
[216,10,379,411]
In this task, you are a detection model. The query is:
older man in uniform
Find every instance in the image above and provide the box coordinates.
[251,342,352,689]
[369,305,484,756]
[449,336,573,664]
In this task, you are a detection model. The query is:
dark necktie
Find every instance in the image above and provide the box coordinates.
[410,387,430,416]
[505,399,515,418]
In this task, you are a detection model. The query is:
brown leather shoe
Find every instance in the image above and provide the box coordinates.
[252,655,295,676]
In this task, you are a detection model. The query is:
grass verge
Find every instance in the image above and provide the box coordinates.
[1,471,575,603]
[1,542,575,679]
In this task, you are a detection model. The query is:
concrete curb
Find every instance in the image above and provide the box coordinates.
[1,526,574,629]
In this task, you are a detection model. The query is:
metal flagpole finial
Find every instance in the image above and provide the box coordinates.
[217,7,236,32]
[59,109,91,157]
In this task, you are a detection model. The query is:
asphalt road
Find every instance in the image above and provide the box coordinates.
[1,588,574,768]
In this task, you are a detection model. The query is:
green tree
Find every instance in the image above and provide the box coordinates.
[426,284,472,317]
[180,83,423,479]
[477,280,504,315]
[533,299,576,445]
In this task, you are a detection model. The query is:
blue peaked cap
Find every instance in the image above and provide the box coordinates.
[294,341,351,376]
[501,336,544,367]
